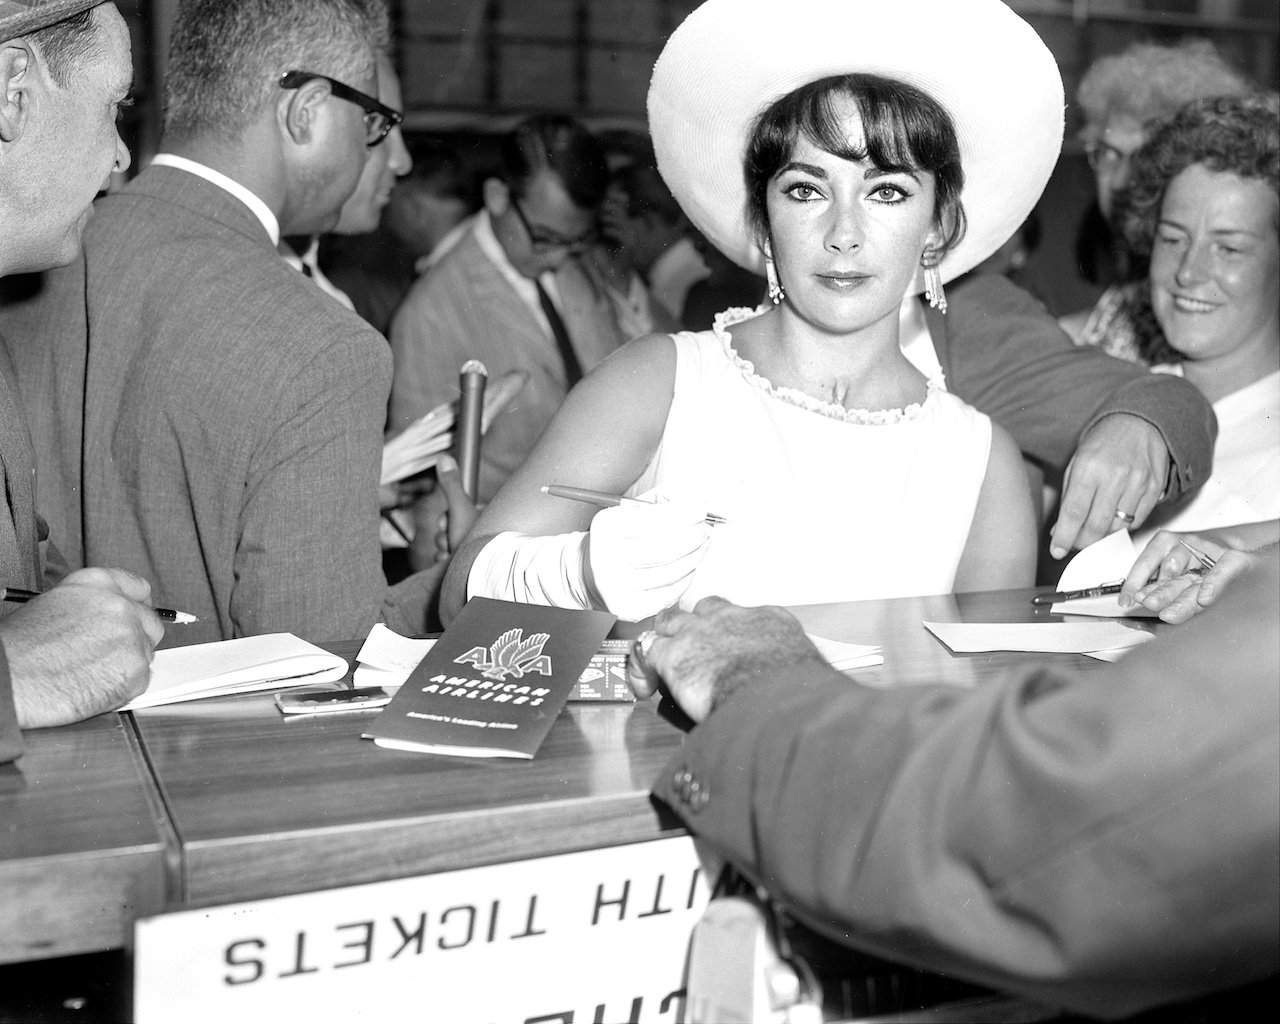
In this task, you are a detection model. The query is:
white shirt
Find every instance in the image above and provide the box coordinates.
[278,236,356,311]
[472,210,566,342]
[148,153,280,245]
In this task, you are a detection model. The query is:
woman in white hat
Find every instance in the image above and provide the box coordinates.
[443,0,1063,622]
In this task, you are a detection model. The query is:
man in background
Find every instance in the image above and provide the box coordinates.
[324,139,473,337]
[600,162,708,326]
[1,0,162,763]
[281,49,413,313]
[388,114,626,505]
[1,0,446,646]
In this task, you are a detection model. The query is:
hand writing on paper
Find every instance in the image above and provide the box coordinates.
[1051,414,1169,559]
[627,597,826,723]
[1,568,162,728]
[585,495,712,622]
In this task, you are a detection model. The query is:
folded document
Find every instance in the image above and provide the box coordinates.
[121,633,349,711]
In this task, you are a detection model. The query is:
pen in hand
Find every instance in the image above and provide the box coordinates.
[1177,538,1218,571]
[1032,566,1209,606]
[541,485,728,525]
[1,586,199,624]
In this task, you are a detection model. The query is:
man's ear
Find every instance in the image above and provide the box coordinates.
[482,177,510,216]
[0,42,34,144]
[278,77,329,147]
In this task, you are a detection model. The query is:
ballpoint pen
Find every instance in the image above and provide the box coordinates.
[0,586,198,624]
[541,485,728,525]
[1030,581,1125,606]
[1178,539,1218,571]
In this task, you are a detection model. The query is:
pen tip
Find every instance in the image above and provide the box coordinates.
[539,485,550,494]
[175,612,199,624]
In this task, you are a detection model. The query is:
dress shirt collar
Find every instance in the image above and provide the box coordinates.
[473,209,561,334]
[148,153,281,245]
[278,236,356,311]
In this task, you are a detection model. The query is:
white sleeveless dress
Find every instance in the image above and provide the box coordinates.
[626,307,994,608]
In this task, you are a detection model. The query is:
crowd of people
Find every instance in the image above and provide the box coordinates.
[1,0,1276,1018]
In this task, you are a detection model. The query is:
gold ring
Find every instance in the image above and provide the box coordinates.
[1114,510,1135,523]
[630,630,659,675]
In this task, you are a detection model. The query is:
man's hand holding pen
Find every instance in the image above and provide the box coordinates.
[0,568,163,728]
[1120,532,1246,624]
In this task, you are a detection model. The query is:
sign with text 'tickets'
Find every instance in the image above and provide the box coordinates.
[134,836,710,1024]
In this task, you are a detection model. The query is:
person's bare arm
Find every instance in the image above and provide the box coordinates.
[954,422,1036,592]
[441,334,678,621]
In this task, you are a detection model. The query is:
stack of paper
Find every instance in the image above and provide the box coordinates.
[121,633,349,711]
[923,619,1154,661]
[807,634,883,671]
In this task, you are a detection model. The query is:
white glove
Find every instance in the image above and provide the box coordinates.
[585,496,712,621]
[467,531,595,609]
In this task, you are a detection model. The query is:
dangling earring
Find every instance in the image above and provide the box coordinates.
[764,242,785,304]
[922,258,946,314]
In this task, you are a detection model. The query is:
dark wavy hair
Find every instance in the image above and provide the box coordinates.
[1120,91,1280,260]
[500,113,609,210]
[743,74,966,266]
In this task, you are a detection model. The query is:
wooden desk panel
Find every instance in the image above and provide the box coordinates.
[133,591,1151,910]
[131,648,689,907]
[790,587,1133,687]
[0,715,169,963]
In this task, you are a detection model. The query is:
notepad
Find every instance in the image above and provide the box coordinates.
[120,633,349,710]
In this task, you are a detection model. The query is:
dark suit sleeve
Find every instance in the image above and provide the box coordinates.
[655,563,1280,1018]
[936,273,1215,498]
[0,643,22,765]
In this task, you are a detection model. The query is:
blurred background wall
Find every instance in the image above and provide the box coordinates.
[111,0,1280,316]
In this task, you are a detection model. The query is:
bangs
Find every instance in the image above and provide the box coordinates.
[744,73,967,255]
[799,75,953,176]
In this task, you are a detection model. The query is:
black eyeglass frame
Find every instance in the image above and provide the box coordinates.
[1082,138,1133,175]
[279,70,403,148]
[509,195,599,255]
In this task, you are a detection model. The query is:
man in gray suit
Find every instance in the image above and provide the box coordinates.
[1,0,444,646]
[1,0,163,763]
[389,115,627,506]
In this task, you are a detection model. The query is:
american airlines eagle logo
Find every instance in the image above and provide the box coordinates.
[455,628,553,680]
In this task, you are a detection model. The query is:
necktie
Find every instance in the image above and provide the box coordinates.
[535,279,583,388]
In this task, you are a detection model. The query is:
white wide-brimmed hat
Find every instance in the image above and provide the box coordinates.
[647,0,1064,290]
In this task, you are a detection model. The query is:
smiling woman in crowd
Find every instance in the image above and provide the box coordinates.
[1117,92,1280,612]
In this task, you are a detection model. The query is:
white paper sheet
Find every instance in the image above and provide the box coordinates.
[123,633,349,710]
[923,619,1154,655]
[1050,530,1157,618]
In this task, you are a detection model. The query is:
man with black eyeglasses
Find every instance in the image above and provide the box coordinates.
[388,114,628,528]
[1,0,450,646]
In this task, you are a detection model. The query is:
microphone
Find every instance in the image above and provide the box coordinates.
[456,359,488,501]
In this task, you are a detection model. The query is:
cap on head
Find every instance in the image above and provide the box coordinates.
[0,0,103,43]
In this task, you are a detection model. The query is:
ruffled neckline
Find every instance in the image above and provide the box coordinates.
[711,306,944,425]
